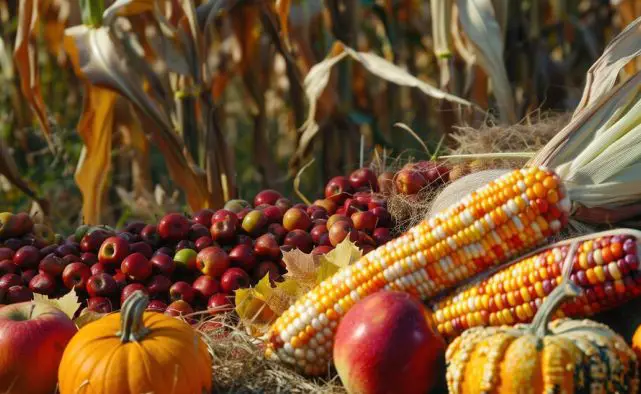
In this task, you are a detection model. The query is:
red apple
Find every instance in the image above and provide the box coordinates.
[129,242,153,259]
[394,167,428,195]
[254,234,281,260]
[236,234,254,248]
[147,300,168,313]
[325,176,353,203]
[262,205,284,224]
[90,262,113,276]
[29,273,56,295]
[3,238,23,251]
[188,224,211,242]
[267,223,287,244]
[121,283,148,305]
[333,291,446,394]
[165,300,194,320]
[275,197,293,213]
[80,252,97,265]
[311,245,334,255]
[140,224,160,246]
[329,221,359,247]
[98,236,130,266]
[0,248,14,261]
[352,211,378,233]
[62,262,91,291]
[349,167,379,191]
[38,253,67,277]
[313,199,337,215]
[192,208,215,227]
[195,236,214,251]
[157,213,190,241]
[121,252,152,281]
[254,189,283,207]
[20,270,37,286]
[370,207,392,228]
[155,246,174,256]
[307,206,328,221]
[367,196,386,210]
[241,210,268,236]
[174,248,198,271]
[0,274,22,290]
[0,300,77,394]
[6,285,33,303]
[282,208,312,232]
[207,293,233,315]
[196,247,230,278]
[373,227,393,245]
[211,209,240,228]
[79,229,111,253]
[192,275,221,302]
[175,240,195,252]
[55,244,78,258]
[113,270,127,291]
[210,219,237,244]
[220,268,250,294]
[86,273,118,298]
[62,255,81,264]
[284,230,313,253]
[146,275,172,299]
[252,261,280,284]
[0,260,16,275]
[361,245,375,255]
[327,214,353,229]
[12,245,40,269]
[169,281,195,304]
[236,207,252,222]
[228,245,256,272]
[123,221,146,234]
[150,253,175,276]
[87,297,113,313]
[310,224,329,245]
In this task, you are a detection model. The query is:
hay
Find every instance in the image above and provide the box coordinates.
[194,313,346,394]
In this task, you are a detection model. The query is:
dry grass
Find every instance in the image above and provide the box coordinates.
[193,313,346,394]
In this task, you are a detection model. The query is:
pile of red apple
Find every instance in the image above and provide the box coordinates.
[0,166,397,320]
[378,160,450,197]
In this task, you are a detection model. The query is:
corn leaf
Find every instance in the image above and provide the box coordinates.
[574,15,641,114]
[456,0,516,124]
[316,258,340,283]
[293,41,474,165]
[33,290,82,320]
[431,0,454,87]
[14,0,53,145]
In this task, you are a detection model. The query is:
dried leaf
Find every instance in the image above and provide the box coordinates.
[275,0,291,48]
[293,41,474,165]
[281,248,319,291]
[574,15,641,114]
[320,237,362,269]
[73,84,118,225]
[456,0,516,124]
[14,0,53,144]
[268,279,301,315]
[235,275,278,335]
[0,137,49,214]
[33,290,82,320]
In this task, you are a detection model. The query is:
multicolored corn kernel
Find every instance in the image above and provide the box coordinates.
[265,166,571,375]
[430,232,641,340]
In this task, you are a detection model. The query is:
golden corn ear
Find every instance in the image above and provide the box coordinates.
[431,231,641,340]
[265,166,571,375]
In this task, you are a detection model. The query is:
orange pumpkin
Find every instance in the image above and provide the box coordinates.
[58,291,212,394]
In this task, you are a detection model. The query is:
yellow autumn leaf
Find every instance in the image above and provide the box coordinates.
[33,290,82,320]
[74,309,108,329]
[281,248,319,291]
[268,278,302,315]
[235,275,278,336]
[316,259,340,283]
[320,237,362,269]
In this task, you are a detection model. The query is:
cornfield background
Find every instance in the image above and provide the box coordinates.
[1,0,640,234]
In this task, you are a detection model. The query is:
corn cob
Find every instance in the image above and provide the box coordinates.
[265,166,570,375]
[430,229,641,340]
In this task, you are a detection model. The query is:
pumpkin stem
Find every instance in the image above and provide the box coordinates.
[117,290,151,343]
[530,241,582,337]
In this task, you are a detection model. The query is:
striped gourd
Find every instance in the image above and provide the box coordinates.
[265,166,571,375]
[431,229,641,340]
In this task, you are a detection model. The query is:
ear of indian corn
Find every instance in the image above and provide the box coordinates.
[265,166,571,375]
[429,229,641,341]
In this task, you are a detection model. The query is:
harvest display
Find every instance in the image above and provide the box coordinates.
[3,7,641,394]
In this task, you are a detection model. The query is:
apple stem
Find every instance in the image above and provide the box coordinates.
[117,291,151,343]
[529,242,582,338]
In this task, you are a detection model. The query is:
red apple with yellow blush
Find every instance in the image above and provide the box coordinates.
[333,291,445,394]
